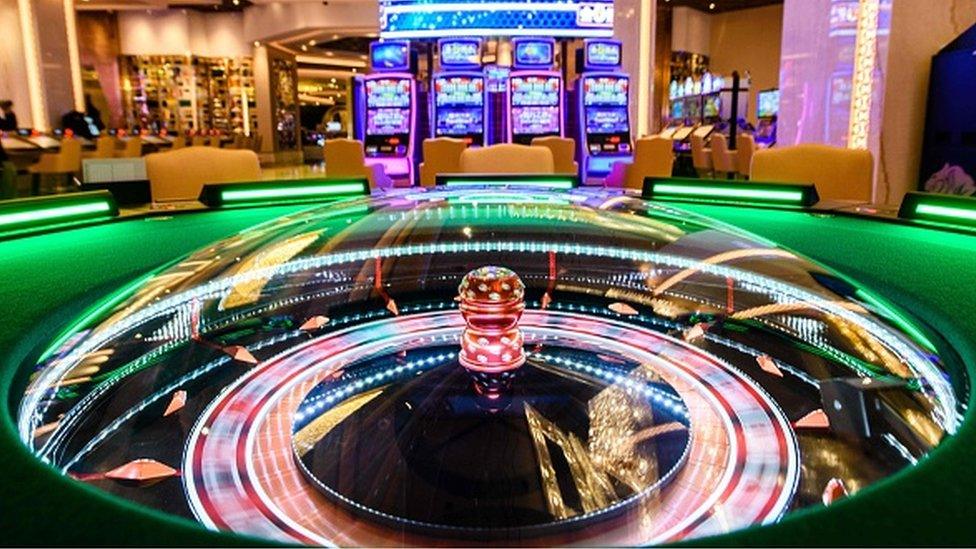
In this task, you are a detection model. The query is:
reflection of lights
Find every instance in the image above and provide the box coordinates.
[652,248,796,296]
[220,232,321,310]
[23,239,959,449]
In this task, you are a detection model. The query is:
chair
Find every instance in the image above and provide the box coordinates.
[145,146,261,202]
[191,135,208,148]
[710,133,738,179]
[608,136,674,191]
[324,138,391,191]
[751,144,874,202]
[459,144,554,174]
[419,138,468,187]
[169,135,186,149]
[28,138,82,195]
[87,136,116,159]
[209,135,222,148]
[117,137,143,158]
[531,136,578,176]
[1,160,17,199]
[690,134,712,178]
[737,133,756,179]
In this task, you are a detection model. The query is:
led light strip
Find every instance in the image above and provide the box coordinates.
[0,201,112,229]
[220,183,366,202]
[652,183,805,202]
[915,203,976,223]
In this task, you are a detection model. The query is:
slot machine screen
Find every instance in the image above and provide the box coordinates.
[370,41,411,72]
[758,89,780,118]
[584,40,622,69]
[510,76,561,141]
[513,40,554,68]
[439,38,482,68]
[671,100,684,120]
[684,97,702,120]
[703,94,721,119]
[434,76,485,143]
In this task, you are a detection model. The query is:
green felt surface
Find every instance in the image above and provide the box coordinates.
[0,203,974,546]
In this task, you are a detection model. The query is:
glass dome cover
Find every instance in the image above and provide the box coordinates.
[17,188,964,546]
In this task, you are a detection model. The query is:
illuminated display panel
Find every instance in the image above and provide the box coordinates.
[703,94,721,119]
[379,0,614,39]
[366,78,411,108]
[584,39,621,69]
[510,75,560,107]
[365,77,413,156]
[582,75,631,156]
[370,41,411,72]
[485,64,511,93]
[434,75,486,145]
[513,39,555,68]
[758,89,780,118]
[439,38,482,68]
[510,75,561,142]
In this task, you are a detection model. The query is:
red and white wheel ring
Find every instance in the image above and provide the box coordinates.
[183,311,799,546]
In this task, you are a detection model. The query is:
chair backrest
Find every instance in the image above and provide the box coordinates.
[751,144,874,202]
[93,136,116,159]
[232,134,246,149]
[324,138,369,179]
[737,133,756,176]
[459,144,554,174]
[145,146,261,202]
[170,135,186,149]
[60,138,83,172]
[711,133,736,173]
[531,136,577,175]
[690,134,711,169]
[419,137,468,187]
[118,137,142,158]
[209,135,222,148]
[625,137,674,190]
[191,135,208,147]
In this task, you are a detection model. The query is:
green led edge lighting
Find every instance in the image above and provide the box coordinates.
[653,183,804,203]
[915,203,976,224]
[443,179,575,190]
[220,183,366,202]
[855,288,938,353]
[0,201,112,232]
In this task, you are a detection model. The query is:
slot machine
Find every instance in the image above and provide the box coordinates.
[432,38,487,147]
[357,40,417,185]
[507,38,564,145]
[577,39,631,180]
[756,88,779,148]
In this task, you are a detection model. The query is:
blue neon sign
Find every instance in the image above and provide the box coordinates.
[379,0,614,39]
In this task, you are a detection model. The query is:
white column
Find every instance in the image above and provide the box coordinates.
[615,0,657,138]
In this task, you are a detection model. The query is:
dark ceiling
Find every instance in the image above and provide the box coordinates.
[315,37,373,55]
[660,0,782,13]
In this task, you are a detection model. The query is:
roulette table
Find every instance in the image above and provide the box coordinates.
[1,188,973,546]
